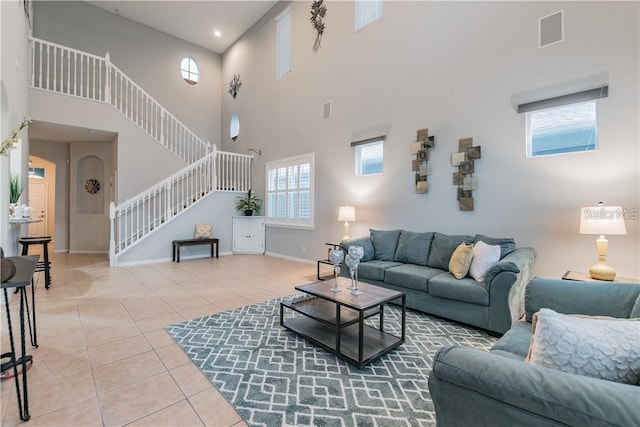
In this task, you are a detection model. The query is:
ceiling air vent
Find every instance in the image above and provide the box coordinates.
[323,101,332,119]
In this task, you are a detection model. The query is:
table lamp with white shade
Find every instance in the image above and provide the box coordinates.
[579,203,627,281]
[338,205,356,241]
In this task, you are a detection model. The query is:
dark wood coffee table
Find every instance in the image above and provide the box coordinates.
[280,277,406,368]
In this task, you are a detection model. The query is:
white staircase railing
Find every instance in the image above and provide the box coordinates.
[109,146,252,266]
[29,37,209,163]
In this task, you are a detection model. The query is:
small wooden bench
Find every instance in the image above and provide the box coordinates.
[172,238,219,263]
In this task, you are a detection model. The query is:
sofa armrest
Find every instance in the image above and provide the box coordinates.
[525,278,640,322]
[485,247,536,332]
[428,346,640,427]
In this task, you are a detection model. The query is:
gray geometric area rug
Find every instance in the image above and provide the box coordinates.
[165,297,496,427]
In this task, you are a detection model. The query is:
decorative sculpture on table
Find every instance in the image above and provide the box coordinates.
[346,246,364,295]
[411,128,435,194]
[452,137,481,211]
[328,248,344,292]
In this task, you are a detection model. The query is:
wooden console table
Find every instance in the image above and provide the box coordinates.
[172,238,219,263]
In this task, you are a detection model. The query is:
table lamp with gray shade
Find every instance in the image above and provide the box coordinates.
[579,203,627,281]
[338,205,356,241]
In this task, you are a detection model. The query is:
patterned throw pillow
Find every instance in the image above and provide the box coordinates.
[194,224,213,239]
[527,308,640,385]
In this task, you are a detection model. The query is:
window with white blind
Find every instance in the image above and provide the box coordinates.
[355,0,384,31]
[276,7,292,80]
[266,153,314,229]
[353,136,384,175]
[519,86,607,157]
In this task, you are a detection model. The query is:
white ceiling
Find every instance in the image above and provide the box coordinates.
[85,0,279,54]
[29,121,117,143]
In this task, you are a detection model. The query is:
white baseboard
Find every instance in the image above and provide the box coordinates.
[265,251,315,265]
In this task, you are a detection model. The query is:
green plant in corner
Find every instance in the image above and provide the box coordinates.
[235,189,262,216]
[9,174,24,204]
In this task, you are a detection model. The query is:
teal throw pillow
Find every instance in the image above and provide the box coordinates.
[426,233,473,270]
[370,229,401,261]
[394,231,434,266]
[473,234,516,259]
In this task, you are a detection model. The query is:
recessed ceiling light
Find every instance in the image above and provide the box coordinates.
[214,30,222,38]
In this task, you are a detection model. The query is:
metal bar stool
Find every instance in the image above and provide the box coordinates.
[18,236,52,290]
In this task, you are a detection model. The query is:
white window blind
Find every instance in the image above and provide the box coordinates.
[276,7,292,80]
[266,153,314,229]
[355,0,383,32]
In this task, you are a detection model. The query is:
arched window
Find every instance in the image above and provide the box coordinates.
[180,57,199,85]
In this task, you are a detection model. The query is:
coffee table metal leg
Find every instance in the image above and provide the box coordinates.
[335,304,341,353]
[358,311,364,367]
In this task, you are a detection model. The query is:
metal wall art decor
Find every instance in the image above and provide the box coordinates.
[228,74,241,99]
[84,178,100,194]
[411,128,435,194]
[452,138,481,211]
[310,0,327,52]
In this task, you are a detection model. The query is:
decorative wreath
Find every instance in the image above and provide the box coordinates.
[84,179,100,194]
[228,74,241,99]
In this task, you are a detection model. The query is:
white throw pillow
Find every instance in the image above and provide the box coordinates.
[527,308,640,385]
[468,241,500,282]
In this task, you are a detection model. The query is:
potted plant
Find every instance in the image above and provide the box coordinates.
[235,189,262,216]
[9,174,23,204]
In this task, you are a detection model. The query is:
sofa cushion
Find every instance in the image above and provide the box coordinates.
[473,234,516,259]
[370,229,402,261]
[426,233,473,270]
[527,309,640,385]
[394,231,434,266]
[491,321,532,359]
[448,243,474,279]
[340,237,375,262]
[428,272,489,306]
[357,260,402,282]
[469,241,501,283]
[384,264,442,292]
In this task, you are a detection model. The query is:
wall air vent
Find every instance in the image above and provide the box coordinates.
[324,101,332,119]
[539,10,564,48]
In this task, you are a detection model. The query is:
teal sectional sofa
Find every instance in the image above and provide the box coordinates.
[428,278,640,426]
[340,230,536,334]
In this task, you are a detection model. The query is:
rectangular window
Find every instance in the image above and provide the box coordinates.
[355,0,383,32]
[266,153,314,229]
[276,7,292,80]
[352,136,384,175]
[519,86,607,158]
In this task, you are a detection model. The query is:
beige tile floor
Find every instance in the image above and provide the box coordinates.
[1,252,318,426]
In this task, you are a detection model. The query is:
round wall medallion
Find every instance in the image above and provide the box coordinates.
[85,179,100,194]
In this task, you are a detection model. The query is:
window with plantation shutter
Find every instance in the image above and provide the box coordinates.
[276,7,292,80]
[355,0,383,32]
[266,153,314,229]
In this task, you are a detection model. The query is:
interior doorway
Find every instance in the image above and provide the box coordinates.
[28,156,56,247]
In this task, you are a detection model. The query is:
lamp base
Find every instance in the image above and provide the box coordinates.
[589,262,616,281]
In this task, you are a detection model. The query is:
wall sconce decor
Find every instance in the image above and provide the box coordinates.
[310,0,327,52]
[452,138,481,211]
[411,128,435,194]
[228,74,241,99]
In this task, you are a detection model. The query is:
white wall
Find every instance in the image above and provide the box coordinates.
[221,1,639,279]
[32,1,221,146]
[1,0,31,256]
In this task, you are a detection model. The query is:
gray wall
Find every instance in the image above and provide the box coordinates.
[221,1,639,279]
[32,1,221,146]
